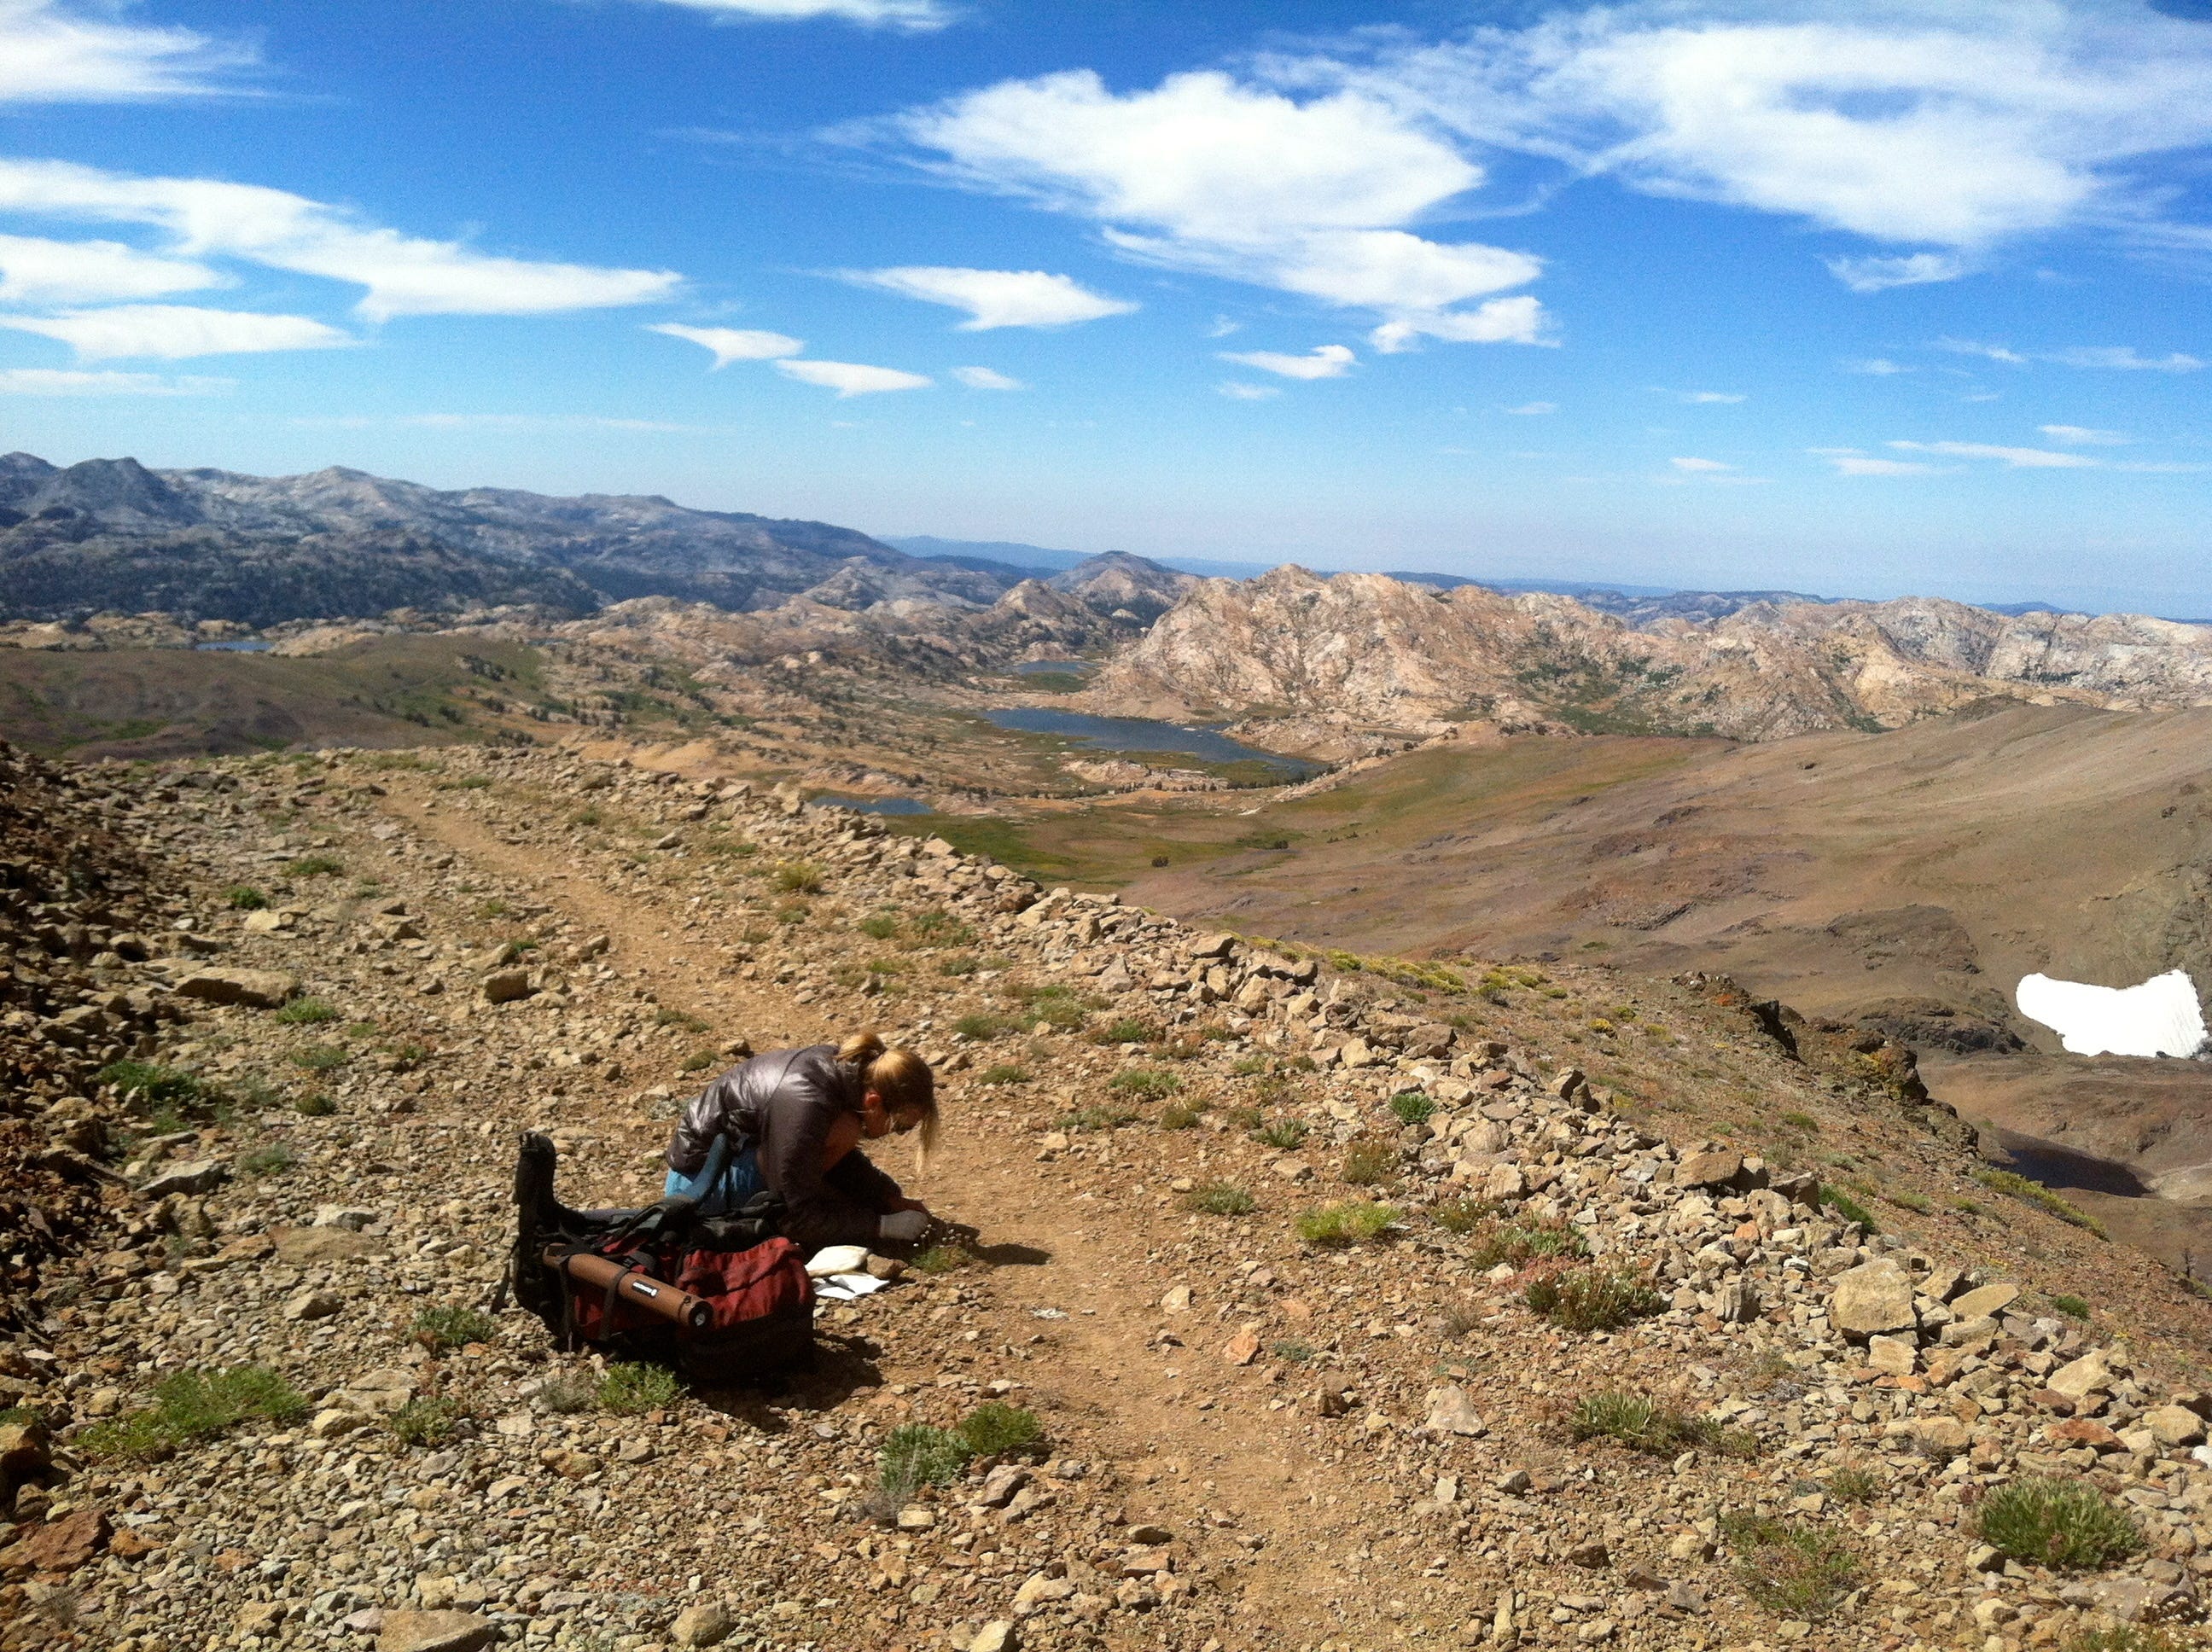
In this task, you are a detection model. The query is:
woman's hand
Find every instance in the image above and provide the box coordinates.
[890,1195,931,1216]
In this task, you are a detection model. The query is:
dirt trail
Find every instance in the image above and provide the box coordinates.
[382,788,1387,1643]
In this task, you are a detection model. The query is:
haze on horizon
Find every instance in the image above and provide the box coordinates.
[0,0,2208,616]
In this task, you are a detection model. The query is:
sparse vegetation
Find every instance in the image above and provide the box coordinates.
[878,1423,970,1497]
[772,859,825,894]
[224,884,267,910]
[289,1044,348,1072]
[411,1304,498,1352]
[1388,1091,1435,1126]
[1340,1138,1396,1186]
[1185,1182,1256,1216]
[1272,1339,1315,1364]
[1569,1392,1750,1458]
[1976,1170,2109,1238]
[598,1362,681,1415]
[1464,1215,1589,1271]
[274,997,339,1025]
[292,1091,336,1117]
[1720,1512,1860,1621]
[960,1402,1042,1457]
[79,1366,307,1461]
[285,853,344,878]
[1253,1117,1308,1150]
[537,1372,597,1414]
[1158,1102,1201,1129]
[1058,1102,1138,1132]
[2050,1293,2091,1319]
[910,1244,973,1276]
[1295,1200,1399,1248]
[1976,1477,2144,1569]
[1883,1188,1932,1213]
[953,1011,1013,1040]
[1431,1197,1495,1234]
[1826,1467,1882,1504]
[236,1142,298,1178]
[1109,1067,1181,1098]
[390,1397,463,1447]
[1819,1186,1878,1232]
[1524,1265,1664,1332]
[978,1062,1031,1086]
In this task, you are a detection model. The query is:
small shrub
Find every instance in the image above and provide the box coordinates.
[411,1304,498,1352]
[1569,1392,1732,1457]
[1230,1056,1268,1077]
[935,953,980,978]
[292,1091,336,1117]
[1779,1110,1819,1132]
[289,1044,348,1072]
[1272,1339,1315,1364]
[1976,1169,2108,1237]
[858,912,901,940]
[1295,1201,1399,1248]
[477,898,515,918]
[1185,1182,1255,1216]
[953,1011,1010,1040]
[2063,1628,2204,1652]
[1093,1018,1155,1045]
[1819,1187,1878,1232]
[1524,1265,1664,1332]
[273,998,339,1025]
[598,1362,681,1416]
[1883,1188,1933,1214]
[390,1397,462,1447]
[1388,1091,1435,1127]
[224,885,267,910]
[1253,1117,1308,1150]
[99,1059,210,1109]
[285,854,344,878]
[880,1423,971,1495]
[237,1143,298,1178]
[79,1366,307,1461]
[979,1063,1030,1086]
[569,807,603,829]
[1110,1068,1181,1098]
[1465,1217,1589,1271]
[1431,1197,1496,1235]
[1158,1102,1200,1130]
[1720,1512,1860,1621]
[538,1372,597,1414]
[1826,1467,1882,1504]
[654,1007,707,1031]
[1976,1477,2144,1570]
[910,1244,972,1275]
[1340,1139,1396,1186]
[908,910,974,946]
[960,1402,1042,1456]
[2050,1293,2091,1319]
[681,1049,716,1073]
[772,859,825,894]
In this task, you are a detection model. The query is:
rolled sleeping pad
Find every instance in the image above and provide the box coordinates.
[544,1247,712,1333]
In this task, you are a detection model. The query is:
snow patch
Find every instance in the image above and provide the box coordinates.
[2016,969,2207,1058]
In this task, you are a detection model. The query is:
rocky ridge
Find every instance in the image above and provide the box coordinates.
[3,742,2211,1651]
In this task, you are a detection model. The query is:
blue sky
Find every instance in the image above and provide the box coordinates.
[1,1,2209,613]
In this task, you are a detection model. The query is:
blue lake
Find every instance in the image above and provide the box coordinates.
[813,794,932,816]
[196,639,271,653]
[1012,659,1097,675]
[981,708,1322,777]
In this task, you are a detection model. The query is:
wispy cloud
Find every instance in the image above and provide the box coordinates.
[1218,381,1279,400]
[1842,358,1911,375]
[951,365,1022,390]
[0,158,682,321]
[0,0,256,104]
[1669,456,1732,473]
[843,265,1134,330]
[1938,336,2201,371]
[648,323,803,367]
[0,304,351,360]
[1678,390,1745,404]
[1825,253,1966,294]
[1812,447,1941,476]
[773,358,932,396]
[1503,400,1555,415]
[2039,424,2128,445]
[0,232,220,303]
[1217,344,1354,381]
[636,0,952,29]
[1889,439,2096,469]
[0,365,230,395]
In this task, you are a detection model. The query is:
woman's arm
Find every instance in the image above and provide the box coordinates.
[757,1062,898,1250]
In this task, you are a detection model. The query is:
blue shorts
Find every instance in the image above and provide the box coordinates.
[662,1135,763,1217]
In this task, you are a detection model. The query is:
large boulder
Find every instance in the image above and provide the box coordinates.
[173,968,299,1008]
[1831,1260,1918,1340]
[377,1610,498,1652]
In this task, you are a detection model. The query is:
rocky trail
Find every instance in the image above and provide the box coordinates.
[9,740,2212,1652]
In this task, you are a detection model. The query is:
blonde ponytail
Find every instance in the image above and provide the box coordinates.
[839,1029,939,1165]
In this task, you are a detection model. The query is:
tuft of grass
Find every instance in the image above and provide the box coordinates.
[1185,1182,1255,1216]
[1110,1067,1182,1099]
[1976,1170,2109,1238]
[935,953,980,978]
[1524,1265,1665,1332]
[1465,1216,1590,1271]
[236,1143,298,1178]
[289,1044,348,1072]
[598,1362,681,1415]
[1569,1392,1749,1458]
[1253,1117,1308,1150]
[2062,1629,2205,1652]
[653,1007,707,1031]
[1431,1197,1497,1235]
[1158,1102,1201,1130]
[907,909,974,946]
[273,997,339,1025]
[1230,1056,1269,1077]
[880,1423,971,1498]
[1388,1091,1435,1127]
[1826,1467,1882,1504]
[1819,1187,1879,1232]
[1340,1138,1396,1186]
[953,1011,1013,1040]
[1272,1340,1315,1365]
[1295,1201,1399,1248]
[292,1091,336,1117]
[285,854,344,878]
[858,912,901,940]
[389,1397,462,1447]
[79,1366,307,1461]
[1720,1512,1860,1622]
[1093,1018,1156,1046]
[960,1402,1042,1457]
[1058,1102,1138,1132]
[978,1063,1031,1086]
[910,1244,973,1276]
[224,885,268,910]
[1883,1188,1933,1213]
[1976,1477,2145,1570]
[681,1049,717,1073]
[538,1373,597,1414]
[411,1304,498,1352]
[2050,1293,2091,1319]
[772,859,825,895]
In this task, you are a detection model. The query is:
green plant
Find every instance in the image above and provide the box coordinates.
[1431,1197,1496,1235]
[1272,1340,1315,1365]
[1158,1102,1200,1130]
[978,1063,1030,1086]
[1465,1217,1590,1271]
[2061,1628,2204,1652]
[1058,1102,1138,1132]
[237,1143,298,1178]
[1094,1018,1156,1045]
[1720,1513,1860,1621]
[273,998,339,1025]
[935,953,980,978]
[1778,1111,1819,1132]
[1295,1201,1400,1248]
[1185,1182,1255,1216]
[570,807,603,829]
[285,854,344,877]
[1826,1467,1882,1504]
[880,1424,971,1496]
[1976,1477,2145,1570]
[1976,1170,2109,1238]
[1231,1056,1269,1077]
[289,1044,348,1072]
[1340,1138,1396,1186]
[2050,1293,2091,1319]
[1110,1068,1181,1098]
[79,1366,307,1461]
[598,1362,681,1416]
[389,1397,462,1447]
[1254,1117,1308,1150]
[772,859,825,894]
[910,1244,973,1276]
[1569,1392,1739,1457]
[224,885,267,910]
[292,1091,336,1117]
[953,1012,1011,1040]
[411,1304,498,1352]
[858,912,901,940]
[959,1402,1042,1456]
[1388,1091,1435,1127]
[1524,1265,1664,1332]
[653,1007,707,1031]
[1883,1189,1933,1213]
[99,1059,212,1110]
[538,1373,597,1414]
[681,1049,716,1073]
[1819,1187,1878,1232]
[907,909,974,946]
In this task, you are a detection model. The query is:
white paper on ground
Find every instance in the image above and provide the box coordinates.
[815,1271,888,1302]
[804,1244,870,1278]
[2016,969,2207,1058]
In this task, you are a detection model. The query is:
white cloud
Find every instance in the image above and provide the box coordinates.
[1814,448,1940,476]
[1679,390,1744,404]
[951,365,1023,390]
[0,232,220,303]
[0,158,681,320]
[1669,456,1732,473]
[773,358,932,396]
[649,323,803,366]
[1825,253,1966,294]
[1843,358,1910,375]
[2046,346,2202,371]
[1217,343,1354,381]
[0,365,230,395]
[1217,381,1279,400]
[0,304,351,360]
[1371,295,1548,353]
[2040,423,2128,445]
[1205,315,1241,338]
[846,265,1134,329]
[1938,337,2029,364]
[1888,439,2096,469]
[639,0,950,28]
[0,0,253,104]
[1503,400,1556,415]
[891,68,1545,347]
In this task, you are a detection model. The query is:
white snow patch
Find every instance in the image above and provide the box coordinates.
[2016,969,2207,1058]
